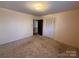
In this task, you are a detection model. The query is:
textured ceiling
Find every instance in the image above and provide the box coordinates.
[0,1,79,16]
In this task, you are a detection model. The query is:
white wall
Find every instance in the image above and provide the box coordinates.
[54,10,79,48]
[33,16,40,20]
[41,9,79,48]
[0,8,34,45]
[41,14,55,39]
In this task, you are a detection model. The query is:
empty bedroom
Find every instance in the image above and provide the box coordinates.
[0,1,79,58]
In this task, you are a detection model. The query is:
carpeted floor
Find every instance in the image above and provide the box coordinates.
[0,35,79,58]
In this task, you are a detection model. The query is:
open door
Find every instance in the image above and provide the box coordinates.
[38,20,43,35]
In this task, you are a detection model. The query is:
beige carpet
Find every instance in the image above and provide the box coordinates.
[0,35,79,58]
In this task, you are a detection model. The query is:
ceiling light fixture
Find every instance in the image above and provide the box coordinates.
[33,3,45,11]
[26,2,49,12]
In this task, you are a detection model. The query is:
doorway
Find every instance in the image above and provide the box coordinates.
[33,19,43,35]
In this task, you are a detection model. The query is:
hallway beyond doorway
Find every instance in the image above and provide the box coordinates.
[33,20,43,35]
